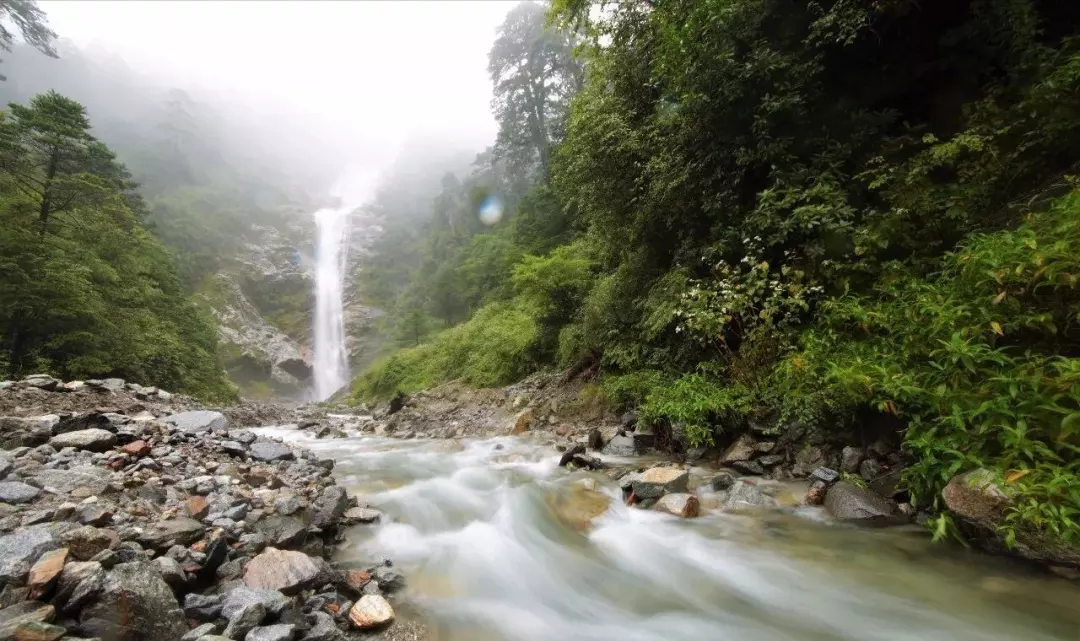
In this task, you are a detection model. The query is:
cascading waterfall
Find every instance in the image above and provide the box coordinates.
[312,205,351,401]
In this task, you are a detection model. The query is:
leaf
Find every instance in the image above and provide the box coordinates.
[1005,469,1031,483]
[990,321,1003,336]
[993,291,1006,305]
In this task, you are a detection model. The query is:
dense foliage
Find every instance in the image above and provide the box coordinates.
[356,0,1080,548]
[0,91,234,400]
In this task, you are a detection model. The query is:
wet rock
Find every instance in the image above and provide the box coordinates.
[792,445,833,478]
[753,441,776,454]
[941,469,1010,525]
[255,516,306,548]
[719,434,756,464]
[557,444,585,467]
[246,624,297,641]
[810,467,840,485]
[729,460,764,475]
[302,612,341,641]
[223,602,265,640]
[805,480,827,506]
[26,548,67,599]
[48,428,116,452]
[139,517,205,550]
[222,586,289,620]
[310,486,348,529]
[164,411,228,433]
[869,466,905,498]
[631,429,655,451]
[587,428,604,450]
[859,458,882,481]
[0,481,41,504]
[632,467,689,499]
[372,566,404,593]
[341,508,381,525]
[347,595,393,630]
[185,592,225,621]
[601,435,636,457]
[654,493,700,518]
[243,548,326,595]
[0,525,60,585]
[249,441,294,463]
[757,454,784,467]
[79,561,187,641]
[840,447,865,474]
[709,472,735,490]
[725,481,777,511]
[824,482,900,522]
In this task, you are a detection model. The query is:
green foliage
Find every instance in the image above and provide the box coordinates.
[353,301,540,400]
[0,91,234,401]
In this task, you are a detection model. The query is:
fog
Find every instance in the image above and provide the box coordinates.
[33,0,517,194]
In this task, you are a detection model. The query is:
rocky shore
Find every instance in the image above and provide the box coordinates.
[0,375,418,641]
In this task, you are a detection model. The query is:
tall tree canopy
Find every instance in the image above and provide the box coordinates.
[0,0,56,79]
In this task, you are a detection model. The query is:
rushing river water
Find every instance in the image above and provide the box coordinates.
[261,428,1080,641]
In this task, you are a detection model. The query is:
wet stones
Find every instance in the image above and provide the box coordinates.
[601,435,636,457]
[824,482,901,522]
[347,595,394,630]
[632,467,689,500]
[724,481,777,511]
[654,493,700,518]
[720,434,756,464]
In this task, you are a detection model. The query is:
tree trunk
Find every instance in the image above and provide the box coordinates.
[37,148,59,236]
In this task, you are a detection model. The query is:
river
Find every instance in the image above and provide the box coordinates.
[258,427,1080,641]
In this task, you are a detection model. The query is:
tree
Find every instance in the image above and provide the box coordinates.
[0,0,57,80]
[488,1,582,179]
[0,90,133,234]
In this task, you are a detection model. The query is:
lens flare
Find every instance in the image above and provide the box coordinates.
[478,194,504,226]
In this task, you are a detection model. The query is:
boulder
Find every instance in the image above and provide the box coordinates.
[138,518,205,550]
[941,469,1010,526]
[824,482,900,522]
[31,467,109,496]
[243,548,326,595]
[632,467,689,499]
[222,586,289,620]
[79,562,187,641]
[303,611,341,641]
[792,445,835,477]
[719,434,756,464]
[342,508,382,525]
[809,467,840,485]
[310,486,348,529]
[184,593,225,622]
[11,619,65,640]
[222,602,265,640]
[840,446,865,474]
[805,480,827,506]
[709,472,735,490]
[724,481,777,511]
[0,525,60,585]
[249,441,294,463]
[869,466,905,498]
[347,595,394,630]
[48,429,116,452]
[254,516,306,549]
[729,460,764,476]
[154,556,185,588]
[510,409,534,435]
[587,428,604,450]
[0,601,56,639]
[0,482,41,505]
[859,458,882,480]
[164,411,228,433]
[654,493,700,518]
[52,561,103,614]
[601,435,636,457]
[183,623,219,641]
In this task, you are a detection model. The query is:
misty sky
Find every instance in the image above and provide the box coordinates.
[39,0,517,182]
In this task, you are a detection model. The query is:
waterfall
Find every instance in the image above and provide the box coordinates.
[312,205,351,401]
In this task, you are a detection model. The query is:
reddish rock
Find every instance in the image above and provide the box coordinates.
[344,569,371,590]
[185,496,210,520]
[555,426,569,437]
[121,440,151,457]
[805,480,827,506]
[27,548,68,599]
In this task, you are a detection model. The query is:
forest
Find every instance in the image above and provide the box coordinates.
[354,0,1080,550]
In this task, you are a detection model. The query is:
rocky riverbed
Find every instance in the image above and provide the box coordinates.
[0,375,420,641]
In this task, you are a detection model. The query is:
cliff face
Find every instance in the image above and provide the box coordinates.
[197,210,382,401]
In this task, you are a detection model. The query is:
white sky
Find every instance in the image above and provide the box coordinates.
[38,0,517,184]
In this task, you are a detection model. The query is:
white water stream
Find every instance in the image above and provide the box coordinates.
[312,205,351,400]
[259,428,1080,641]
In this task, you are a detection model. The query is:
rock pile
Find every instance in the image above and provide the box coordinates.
[0,376,405,640]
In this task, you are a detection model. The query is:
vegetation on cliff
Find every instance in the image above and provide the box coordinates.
[356,0,1080,549]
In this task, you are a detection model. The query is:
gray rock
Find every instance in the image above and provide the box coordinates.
[587,428,604,450]
[600,435,636,457]
[221,441,248,457]
[0,601,57,638]
[311,486,348,529]
[757,454,784,467]
[869,466,905,498]
[255,516,306,548]
[792,445,834,477]
[165,411,228,433]
[222,586,290,620]
[0,525,60,584]
[185,592,225,621]
[246,624,297,641]
[154,555,186,587]
[724,481,777,511]
[75,505,112,527]
[302,612,342,641]
[859,458,882,480]
[32,467,109,495]
[79,561,187,640]
[273,496,304,517]
[231,430,258,445]
[249,441,294,463]
[720,434,756,464]
[48,428,117,452]
[53,560,103,614]
[184,623,221,641]
[709,472,735,490]
[138,518,205,550]
[223,602,265,640]
[243,548,327,595]
[729,459,764,475]
[824,482,900,522]
[341,508,381,525]
[941,469,1009,525]
[0,481,41,504]
[840,446,865,473]
[373,566,404,593]
[810,467,840,485]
